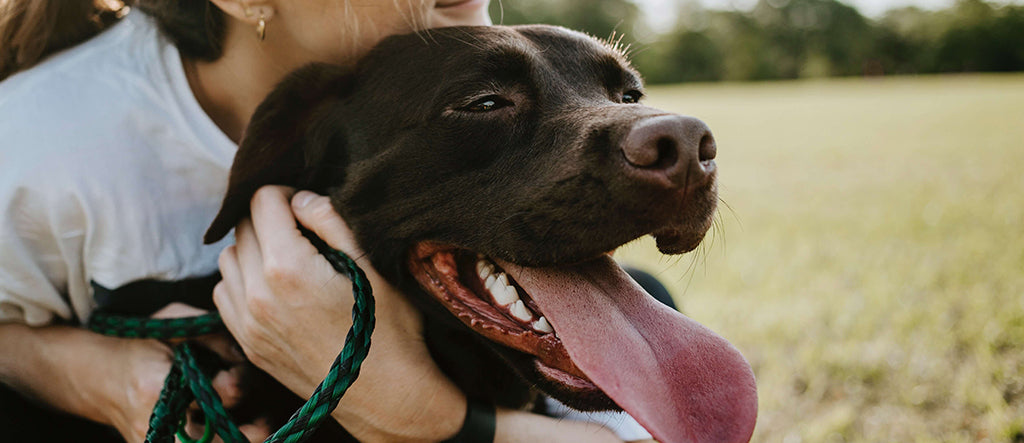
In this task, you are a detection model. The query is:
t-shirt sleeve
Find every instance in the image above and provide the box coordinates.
[0,181,85,326]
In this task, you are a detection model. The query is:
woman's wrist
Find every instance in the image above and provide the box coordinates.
[324,335,466,441]
[0,323,126,425]
[328,360,467,442]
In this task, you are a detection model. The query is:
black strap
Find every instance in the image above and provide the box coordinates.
[90,272,220,317]
[441,398,496,443]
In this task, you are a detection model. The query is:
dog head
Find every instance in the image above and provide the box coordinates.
[206,25,756,443]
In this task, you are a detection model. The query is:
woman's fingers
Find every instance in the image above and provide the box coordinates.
[178,368,245,439]
[180,420,271,443]
[233,218,264,293]
[213,189,347,396]
[209,365,245,408]
[182,411,206,441]
[214,246,244,346]
[150,300,245,366]
[290,190,362,256]
[194,334,246,366]
[147,302,248,424]
[249,186,322,275]
[239,197,331,308]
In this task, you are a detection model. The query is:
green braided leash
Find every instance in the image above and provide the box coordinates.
[87,229,374,443]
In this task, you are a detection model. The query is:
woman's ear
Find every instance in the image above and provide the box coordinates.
[208,0,276,25]
[205,63,354,244]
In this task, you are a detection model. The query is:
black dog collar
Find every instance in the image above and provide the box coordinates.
[441,398,496,443]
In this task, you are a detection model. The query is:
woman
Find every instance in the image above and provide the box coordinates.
[0,1,651,441]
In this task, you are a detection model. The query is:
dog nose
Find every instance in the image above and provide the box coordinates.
[621,115,717,189]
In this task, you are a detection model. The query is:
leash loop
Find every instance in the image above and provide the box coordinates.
[88,230,374,443]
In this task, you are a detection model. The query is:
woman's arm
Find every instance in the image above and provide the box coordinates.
[215,186,628,442]
[0,311,266,443]
[0,322,173,441]
[494,408,623,443]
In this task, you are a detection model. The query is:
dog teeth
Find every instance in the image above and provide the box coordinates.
[476,259,494,280]
[490,276,520,306]
[487,272,508,289]
[532,316,554,333]
[474,257,538,323]
[510,300,534,322]
[480,264,519,306]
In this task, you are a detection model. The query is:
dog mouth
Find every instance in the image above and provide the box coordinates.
[408,243,601,393]
[409,240,759,443]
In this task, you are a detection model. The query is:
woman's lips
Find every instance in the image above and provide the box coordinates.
[435,0,487,10]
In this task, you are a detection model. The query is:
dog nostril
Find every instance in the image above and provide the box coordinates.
[624,135,676,168]
[698,133,717,162]
[655,136,679,169]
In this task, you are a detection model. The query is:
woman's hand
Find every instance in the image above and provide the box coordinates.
[104,303,270,443]
[103,338,172,441]
[0,306,267,443]
[214,186,466,442]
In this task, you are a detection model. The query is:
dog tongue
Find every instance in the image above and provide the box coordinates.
[497,256,757,443]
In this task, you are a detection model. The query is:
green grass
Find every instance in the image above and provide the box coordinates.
[615,74,1024,442]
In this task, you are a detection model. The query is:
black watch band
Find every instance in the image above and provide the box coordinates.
[441,398,496,443]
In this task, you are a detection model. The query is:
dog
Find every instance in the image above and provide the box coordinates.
[205,25,757,443]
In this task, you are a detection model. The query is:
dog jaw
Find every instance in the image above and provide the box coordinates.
[408,240,758,443]
[407,242,617,406]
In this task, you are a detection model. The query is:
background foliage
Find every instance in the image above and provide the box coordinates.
[490,0,1024,82]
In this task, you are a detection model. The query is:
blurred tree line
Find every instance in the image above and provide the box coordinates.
[489,0,1024,82]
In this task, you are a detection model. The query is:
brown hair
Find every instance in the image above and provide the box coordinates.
[0,0,225,81]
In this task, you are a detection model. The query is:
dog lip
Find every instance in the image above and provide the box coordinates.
[652,227,703,254]
[534,360,601,392]
[408,242,589,380]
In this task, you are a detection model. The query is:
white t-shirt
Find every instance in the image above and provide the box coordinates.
[0,11,651,440]
[0,11,236,325]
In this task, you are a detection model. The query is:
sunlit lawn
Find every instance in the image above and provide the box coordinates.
[615,74,1024,442]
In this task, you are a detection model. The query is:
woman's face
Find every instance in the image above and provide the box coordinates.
[270,0,492,66]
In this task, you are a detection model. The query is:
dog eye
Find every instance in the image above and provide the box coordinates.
[622,90,643,104]
[460,95,513,112]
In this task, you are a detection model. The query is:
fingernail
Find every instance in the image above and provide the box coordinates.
[294,191,316,209]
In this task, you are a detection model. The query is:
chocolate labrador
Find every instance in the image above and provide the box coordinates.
[205,25,757,443]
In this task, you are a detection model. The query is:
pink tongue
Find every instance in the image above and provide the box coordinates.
[498,256,757,443]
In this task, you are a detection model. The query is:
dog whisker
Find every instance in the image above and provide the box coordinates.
[718,196,741,231]
[623,42,655,58]
[713,208,728,255]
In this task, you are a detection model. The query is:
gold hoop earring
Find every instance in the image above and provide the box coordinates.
[256,14,266,41]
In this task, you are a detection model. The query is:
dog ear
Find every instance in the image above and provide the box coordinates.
[204,63,353,244]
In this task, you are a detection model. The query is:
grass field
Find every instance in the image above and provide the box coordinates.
[614,74,1024,442]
